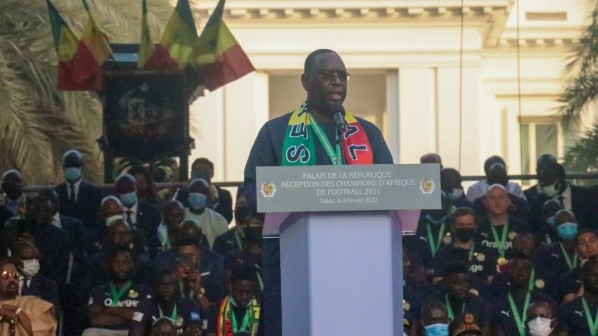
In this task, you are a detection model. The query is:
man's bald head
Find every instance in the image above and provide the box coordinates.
[62,149,83,168]
[101,196,124,217]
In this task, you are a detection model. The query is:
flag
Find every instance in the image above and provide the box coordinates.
[191,0,255,91]
[160,0,198,69]
[138,0,178,71]
[137,0,155,69]
[47,0,82,90]
[67,0,113,91]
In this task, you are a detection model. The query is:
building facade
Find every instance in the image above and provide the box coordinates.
[187,0,596,185]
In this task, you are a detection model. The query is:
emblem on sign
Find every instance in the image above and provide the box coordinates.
[420,179,435,195]
[260,182,276,198]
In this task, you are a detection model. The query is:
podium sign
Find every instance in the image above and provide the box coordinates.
[257,163,441,213]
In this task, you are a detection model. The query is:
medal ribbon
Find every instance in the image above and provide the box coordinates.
[308,113,342,165]
[559,243,578,270]
[445,295,464,321]
[507,291,531,336]
[159,304,178,322]
[468,245,475,262]
[179,281,194,299]
[490,222,509,258]
[234,232,243,250]
[109,281,132,308]
[582,297,598,336]
[426,222,445,256]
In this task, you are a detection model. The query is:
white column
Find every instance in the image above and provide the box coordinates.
[223,72,270,182]
[386,69,399,162]
[397,67,436,164]
[189,72,269,183]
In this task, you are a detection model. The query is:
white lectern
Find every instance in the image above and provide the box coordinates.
[279,211,404,335]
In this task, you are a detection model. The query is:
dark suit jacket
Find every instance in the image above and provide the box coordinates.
[214,186,233,223]
[529,184,598,230]
[21,274,61,314]
[59,214,86,261]
[55,181,103,232]
[1,219,71,285]
[126,201,161,242]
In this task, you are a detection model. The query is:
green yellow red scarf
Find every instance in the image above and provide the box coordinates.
[216,297,260,336]
[282,102,373,166]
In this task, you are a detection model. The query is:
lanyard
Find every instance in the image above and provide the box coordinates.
[560,243,578,270]
[490,222,509,257]
[256,270,264,291]
[308,113,342,165]
[109,281,132,307]
[468,245,475,262]
[445,295,464,321]
[159,304,178,321]
[234,231,243,250]
[231,300,252,333]
[426,222,445,256]
[179,281,194,299]
[508,291,531,336]
[583,298,598,336]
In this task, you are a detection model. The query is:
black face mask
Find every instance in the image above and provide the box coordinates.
[454,228,476,243]
[234,204,252,223]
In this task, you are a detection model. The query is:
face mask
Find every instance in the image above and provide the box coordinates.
[188,193,207,210]
[447,188,464,201]
[105,214,124,226]
[426,214,446,226]
[546,216,555,226]
[235,205,252,223]
[64,167,82,183]
[540,182,559,198]
[424,323,448,336]
[557,222,578,241]
[527,317,553,336]
[119,192,138,208]
[21,258,40,278]
[454,228,476,243]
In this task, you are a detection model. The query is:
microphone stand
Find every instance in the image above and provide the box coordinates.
[334,111,347,165]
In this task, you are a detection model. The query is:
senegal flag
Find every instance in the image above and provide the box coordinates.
[68,0,113,91]
[191,0,255,91]
[138,0,177,71]
[47,0,82,90]
[160,0,198,69]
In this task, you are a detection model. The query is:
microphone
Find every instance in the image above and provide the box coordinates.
[330,103,347,132]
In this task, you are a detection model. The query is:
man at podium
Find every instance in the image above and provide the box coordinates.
[244,49,393,336]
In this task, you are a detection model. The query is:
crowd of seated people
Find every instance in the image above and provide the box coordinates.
[2,149,598,336]
[0,152,261,336]
[403,153,598,336]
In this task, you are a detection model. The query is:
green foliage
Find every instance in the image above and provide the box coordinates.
[0,0,172,185]
[559,1,598,129]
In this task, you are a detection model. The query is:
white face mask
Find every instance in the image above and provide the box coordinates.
[540,181,559,198]
[448,188,464,201]
[105,214,123,226]
[21,258,40,278]
[527,317,553,336]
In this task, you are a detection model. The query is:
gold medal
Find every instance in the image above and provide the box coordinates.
[469,288,479,296]
[176,316,184,327]
[128,290,138,299]
[497,257,507,266]
[508,231,517,240]
[476,253,485,262]
[403,300,410,311]
[442,234,452,245]
[535,279,545,289]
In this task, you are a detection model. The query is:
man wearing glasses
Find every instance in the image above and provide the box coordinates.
[244,49,393,336]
